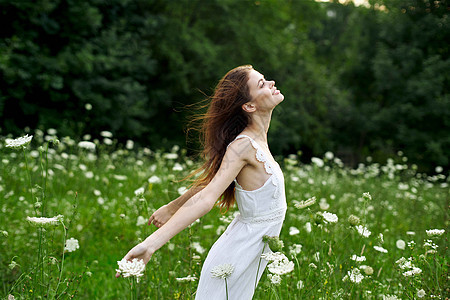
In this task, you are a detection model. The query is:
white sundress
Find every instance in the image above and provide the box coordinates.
[195,134,287,300]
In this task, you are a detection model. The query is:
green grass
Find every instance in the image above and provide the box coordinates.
[0,131,448,299]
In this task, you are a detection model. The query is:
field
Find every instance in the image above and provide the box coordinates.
[0,130,448,299]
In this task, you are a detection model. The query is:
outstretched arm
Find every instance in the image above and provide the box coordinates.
[148,185,204,227]
[116,138,251,276]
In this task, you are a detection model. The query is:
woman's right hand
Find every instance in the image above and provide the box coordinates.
[148,204,176,228]
[115,242,153,278]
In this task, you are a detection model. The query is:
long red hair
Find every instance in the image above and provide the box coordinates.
[185,65,254,212]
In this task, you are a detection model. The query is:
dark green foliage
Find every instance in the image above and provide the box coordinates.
[0,0,448,171]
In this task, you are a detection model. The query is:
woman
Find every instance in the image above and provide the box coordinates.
[116,65,287,299]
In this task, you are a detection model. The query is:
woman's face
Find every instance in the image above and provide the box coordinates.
[246,69,284,111]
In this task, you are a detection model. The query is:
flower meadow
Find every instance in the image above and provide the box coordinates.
[0,129,448,299]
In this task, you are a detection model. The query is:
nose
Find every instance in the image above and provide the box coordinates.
[268,80,275,88]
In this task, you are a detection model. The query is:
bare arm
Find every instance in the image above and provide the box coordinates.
[148,185,204,227]
[116,139,251,274]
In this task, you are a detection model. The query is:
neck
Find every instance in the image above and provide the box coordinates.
[245,111,273,144]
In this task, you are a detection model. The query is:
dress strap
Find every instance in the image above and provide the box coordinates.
[226,134,273,175]
[226,134,251,149]
[227,134,281,201]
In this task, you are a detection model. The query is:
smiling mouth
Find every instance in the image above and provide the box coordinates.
[273,89,280,95]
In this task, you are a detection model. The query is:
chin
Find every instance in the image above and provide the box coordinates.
[277,94,285,103]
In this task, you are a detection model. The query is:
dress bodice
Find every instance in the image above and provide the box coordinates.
[227,135,287,224]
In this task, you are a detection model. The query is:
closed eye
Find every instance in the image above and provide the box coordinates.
[259,79,265,88]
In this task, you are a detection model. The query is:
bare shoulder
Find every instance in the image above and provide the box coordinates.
[225,137,254,164]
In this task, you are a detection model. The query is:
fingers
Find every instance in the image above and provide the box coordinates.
[148,215,154,226]
[149,215,163,227]
[115,272,120,278]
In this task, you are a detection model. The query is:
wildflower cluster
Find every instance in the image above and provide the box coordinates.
[294,196,316,209]
[64,238,80,253]
[116,258,146,282]
[344,267,364,284]
[26,215,63,228]
[211,263,234,279]
[396,257,422,277]
[261,251,294,285]
[5,135,33,149]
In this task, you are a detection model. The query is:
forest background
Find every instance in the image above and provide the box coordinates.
[1,0,449,172]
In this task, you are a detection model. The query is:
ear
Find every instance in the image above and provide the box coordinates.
[242,102,256,113]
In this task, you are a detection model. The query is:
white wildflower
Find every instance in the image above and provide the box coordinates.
[396,239,406,250]
[311,157,324,167]
[64,238,80,252]
[289,226,300,236]
[374,246,388,253]
[322,211,338,223]
[314,252,321,262]
[355,225,371,237]
[163,153,178,160]
[148,175,161,184]
[176,275,197,282]
[294,196,316,209]
[417,289,426,298]
[297,280,304,289]
[267,258,294,275]
[268,273,281,285]
[305,222,312,233]
[26,215,63,228]
[116,258,145,282]
[362,265,374,275]
[403,267,422,277]
[350,255,366,262]
[261,251,287,262]
[378,233,384,244]
[100,131,113,138]
[348,267,364,283]
[191,242,205,254]
[136,216,146,226]
[289,244,303,256]
[398,183,409,190]
[396,257,413,269]
[325,151,334,160]
[383,295,400,300]
[97,197,105,205]
[362,192,372,201]
[5,134,33,149]
[113,175,127,181]
[126,140,134,150]
[78,141,96,150]
[172,163,183,171]
[426,229,445,237]
[424,239,438,250]
[319,198,330,210]
[134,187,145,197]
[211,263,234,279]
[8,261,18,270]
